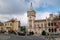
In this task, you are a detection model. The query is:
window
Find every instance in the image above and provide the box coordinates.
[59,29,60,31]
[48,22,53,26]
[51,23,53,26]
[55,28,57,32]
[5,24,6,26]
[44,24,47,27]
[52,28,53,32]
[29,23,32,28]
[54,22,56,26]
[10,23,13,26]
[41,24,43,27]
[48,22,50,26]
[48,28,51,32]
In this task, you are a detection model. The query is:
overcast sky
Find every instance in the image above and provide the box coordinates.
[0,0,60,26]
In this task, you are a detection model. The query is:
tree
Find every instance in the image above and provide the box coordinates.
[20,27,26,33]
[41,30,46,36]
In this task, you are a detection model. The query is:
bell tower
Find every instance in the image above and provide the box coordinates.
[27,2,36,33]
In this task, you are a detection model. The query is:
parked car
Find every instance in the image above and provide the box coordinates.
[18,32,26,36]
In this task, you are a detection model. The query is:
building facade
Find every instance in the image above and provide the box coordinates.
[0,18,20,33]
[27,3,60,35]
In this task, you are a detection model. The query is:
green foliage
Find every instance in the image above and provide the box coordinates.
[41,30,46,36]
[20,27,26,33]
[8,30,17,34]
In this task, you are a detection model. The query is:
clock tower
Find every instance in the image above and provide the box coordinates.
[27,2,36,33]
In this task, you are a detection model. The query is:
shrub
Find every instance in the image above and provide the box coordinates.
[41,30,46,36]
[29,31,34,35]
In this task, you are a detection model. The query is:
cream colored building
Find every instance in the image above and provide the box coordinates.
[0,18,20,33]
[27,3,60,35]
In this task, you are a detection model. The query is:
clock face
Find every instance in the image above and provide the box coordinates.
[30,16,31,18]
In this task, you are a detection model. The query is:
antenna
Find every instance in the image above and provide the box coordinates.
[31,2,32,8]
[30,2,33,10]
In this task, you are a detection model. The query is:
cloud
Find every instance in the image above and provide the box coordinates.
[0,14,14,22]
[0,0,60,14]
[0,12,50,26]
[0,0,60,26]
[36,12,51,20]
[0,0,28,14]
[36,12,59,20]
[0,12,59,26]
[0,13,28,26]
[13,12,28,26]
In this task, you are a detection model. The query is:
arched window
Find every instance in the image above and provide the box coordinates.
[48,28,51,32]
[51,23,53,26]
[55,28,57,32]
[52,28,53,32]
[48,22,50,26]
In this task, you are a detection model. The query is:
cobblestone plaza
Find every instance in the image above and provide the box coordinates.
[0,34,60,40]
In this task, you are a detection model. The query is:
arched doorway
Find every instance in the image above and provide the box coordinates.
[48,28,51,32]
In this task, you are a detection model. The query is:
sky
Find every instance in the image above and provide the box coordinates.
[0,0,60,26]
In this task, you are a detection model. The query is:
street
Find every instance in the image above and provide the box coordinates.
[0,34,60,40]
[0,34,45,40]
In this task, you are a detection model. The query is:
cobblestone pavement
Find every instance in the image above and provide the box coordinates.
[0,34,60,40]
[0,34,45,40]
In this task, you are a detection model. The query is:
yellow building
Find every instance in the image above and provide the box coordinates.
[27,3,60,35]
[4,18,20,33]
[0,18,20,33]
